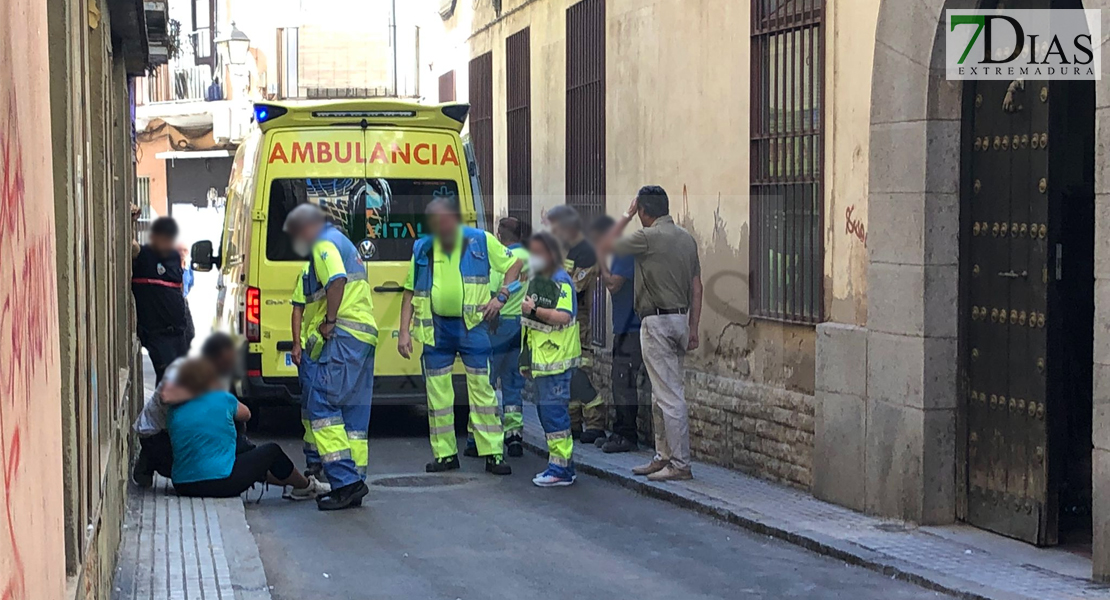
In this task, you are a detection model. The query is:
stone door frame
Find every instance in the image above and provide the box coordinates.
[813,0,1110,579]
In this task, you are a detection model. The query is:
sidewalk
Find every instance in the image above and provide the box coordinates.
[113,477,272,600]
[521,409,1110,600]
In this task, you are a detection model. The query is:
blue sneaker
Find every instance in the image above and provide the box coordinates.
[532,468,576,488]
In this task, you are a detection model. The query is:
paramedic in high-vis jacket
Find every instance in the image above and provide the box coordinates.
[398,198,525,476]
[284,204,378,511]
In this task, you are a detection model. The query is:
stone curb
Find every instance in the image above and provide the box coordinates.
[519,436,1031,600]
[213,499,273,600]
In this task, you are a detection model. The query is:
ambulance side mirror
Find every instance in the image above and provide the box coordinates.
[191,240,219,272]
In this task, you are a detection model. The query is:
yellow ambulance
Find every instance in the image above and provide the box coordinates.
[190,99,485,417]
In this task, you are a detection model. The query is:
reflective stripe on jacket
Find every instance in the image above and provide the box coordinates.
[410,227,491,346]
[523,269,581,376]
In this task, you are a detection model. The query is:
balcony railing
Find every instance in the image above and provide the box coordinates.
[136,65,213,104]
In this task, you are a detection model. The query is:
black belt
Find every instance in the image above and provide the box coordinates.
[645,308,688,316]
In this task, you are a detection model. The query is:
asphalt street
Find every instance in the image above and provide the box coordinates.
[242,407,951,600]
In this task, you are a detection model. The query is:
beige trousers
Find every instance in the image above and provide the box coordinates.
[640,314,690,470]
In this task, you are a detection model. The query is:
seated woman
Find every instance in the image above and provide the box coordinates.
[167,358,328,500]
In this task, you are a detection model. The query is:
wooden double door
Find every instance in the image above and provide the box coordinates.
[961,61,1094,545]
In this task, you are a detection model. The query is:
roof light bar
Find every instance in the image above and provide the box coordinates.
[311,110,417,118]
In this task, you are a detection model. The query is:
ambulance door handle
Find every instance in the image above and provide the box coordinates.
[374,285,406,293]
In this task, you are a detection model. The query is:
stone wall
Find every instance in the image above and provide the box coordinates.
[590,350,815,488]
[687,371,815,489]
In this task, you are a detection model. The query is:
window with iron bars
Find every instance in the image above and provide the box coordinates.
[566,0,606,224]
[749,0,824,323]
[506,28,533,228]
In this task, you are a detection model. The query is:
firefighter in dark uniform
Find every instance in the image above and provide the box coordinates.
[547,205,606,444]
[131,217,191,383]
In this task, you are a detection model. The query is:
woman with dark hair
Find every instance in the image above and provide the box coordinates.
[167,358,329,499]
[520,232,581,487]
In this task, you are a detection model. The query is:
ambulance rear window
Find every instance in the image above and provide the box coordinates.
[266,178,460,262]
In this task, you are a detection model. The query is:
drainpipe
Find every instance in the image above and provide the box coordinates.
[391,0,399,97]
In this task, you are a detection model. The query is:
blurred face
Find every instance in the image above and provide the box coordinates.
[528,239,554,275]
[209,348,237,377]
[428,208,460,241]
[550,222,571,247]
[149,232,176,256]
[291,221,323,257]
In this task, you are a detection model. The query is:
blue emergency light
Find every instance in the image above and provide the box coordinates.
[253,104,286,124]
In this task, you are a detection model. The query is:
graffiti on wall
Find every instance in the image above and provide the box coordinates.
[0,90,60,600]
[845,205,866,245]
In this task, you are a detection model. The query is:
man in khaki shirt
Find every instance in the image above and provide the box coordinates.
[601,185,703,481]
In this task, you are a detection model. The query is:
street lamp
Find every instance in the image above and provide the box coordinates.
[216,22,250,66]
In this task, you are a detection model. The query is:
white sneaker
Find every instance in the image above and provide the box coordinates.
[532,472,576,488]
[284,476,331,501]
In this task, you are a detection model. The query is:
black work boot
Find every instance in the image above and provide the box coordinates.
[602,434,637,454]
[580,429,606,445]
[426,455,461,473]
[505,434,524,458]
[485,455,512,475]
[316,481,369,511]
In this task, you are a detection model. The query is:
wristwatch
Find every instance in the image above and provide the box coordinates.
[325,318,337,325]
[496,291,509,303]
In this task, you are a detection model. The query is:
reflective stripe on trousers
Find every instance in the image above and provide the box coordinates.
[306,329,375,487]
[422,316,502,459]
[535,370,574,478]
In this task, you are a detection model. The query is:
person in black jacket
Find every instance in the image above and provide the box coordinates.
[131,217,191,383]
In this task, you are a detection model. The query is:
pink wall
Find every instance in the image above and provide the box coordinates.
[0,0,65,597]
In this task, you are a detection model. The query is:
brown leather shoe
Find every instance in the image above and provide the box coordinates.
[647,465,694,482]
[632,459,669,476]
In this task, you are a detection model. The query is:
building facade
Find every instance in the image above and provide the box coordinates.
[428,0,1110,580]
[1,0,162,598]
[429,0,869,488]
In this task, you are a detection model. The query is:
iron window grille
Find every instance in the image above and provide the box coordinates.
[749,0,825,323]
[506,28,533,228]
[566,0,606,224]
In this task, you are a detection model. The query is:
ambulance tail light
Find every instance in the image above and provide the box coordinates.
[245,286,261,343]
